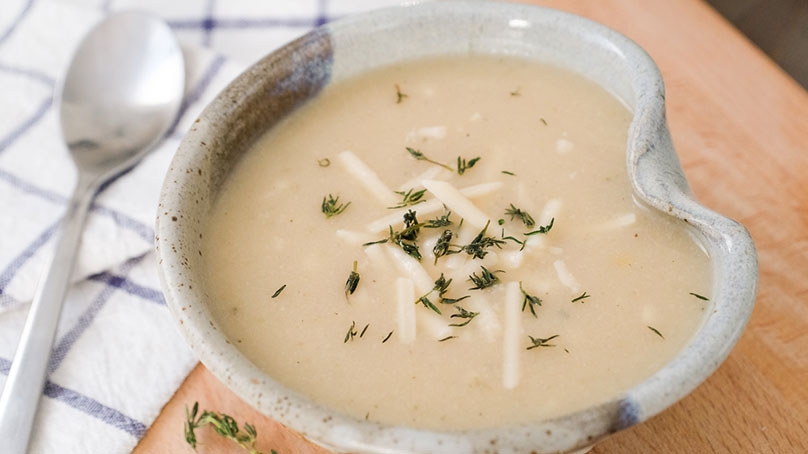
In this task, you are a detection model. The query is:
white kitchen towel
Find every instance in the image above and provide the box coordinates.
[0,0,399,452]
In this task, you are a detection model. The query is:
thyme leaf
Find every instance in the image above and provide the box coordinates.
[689,292,709,301]
[271,284,286,299]
[406,147,453,171]
[344,320,358,343]
[571,292,590,303]
[382,331,394,343]
[505,204,535,228]
[438,335,457,342]
[389,188,427,209]
[501,170,516,176]
[468,266,502,290]
[432,229,453,264]
[321,194,350,218]
[647,326,664,339]
[184,402,263,454]
[345,261,360,296]
[526,334,559,350]
[449,306,479,327]
[457,221,505,259]
[520,282,542,317]
[395,83,408,103]
[524,217,554,235]
[425,210,453,228]
[456,156,481,175]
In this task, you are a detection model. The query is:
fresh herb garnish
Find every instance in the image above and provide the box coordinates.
[438,335,457,342]
[395,83,408,103]
[510,88,521,96]
[432,229,453,264]
[344,320,358,343]
[345,261,360,296]
[540,118,548,126]
[520,282,542,317]
[389,188,427,209]
[505,203,535,228]
[317,158,330,167]
[501,170,516,176]
[457,220,505,259]
[359,323,370,338]
[184,402,263,454]
[271,285,286,299]
[425,210,453,228]
[382,331,394,343]
[526,334,559,350]
[364,212,423,260]
[449,306,479,327]
[648,326,664,338]
[571,292,590,303]
[415,274,470,315]
[456,156,481,175]
[689,292,709,301]
[468,266,502,290]
[406,147,453,171]
[321,194,350,218]
[525,217,554,235]
[500,228,527,250]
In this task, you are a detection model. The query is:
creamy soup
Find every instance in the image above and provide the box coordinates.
[201,56,711,431]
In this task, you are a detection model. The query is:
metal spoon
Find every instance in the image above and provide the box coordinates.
[0,12,184,452]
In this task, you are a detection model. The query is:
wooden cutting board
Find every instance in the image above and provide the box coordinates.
[135,0,808,452]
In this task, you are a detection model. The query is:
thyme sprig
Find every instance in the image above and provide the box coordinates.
[432,229,453,264]
[456,156,481,175]
[184,402,263,454]
[406,147,453,171]
[456,220,505,259]
[344,321,358,343]
[468,266,502,290]
[526,334,559,350]
[524,217,554,235]
[424,210,453,228]
[364,210,423,260]
[389,188,427,209]
[322,194,350,218]
[416,274,470,315]
[505,204,535,228]
[520,282,542,317]
[449,306,479,327]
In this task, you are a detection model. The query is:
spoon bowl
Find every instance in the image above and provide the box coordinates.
[0,11,184,454]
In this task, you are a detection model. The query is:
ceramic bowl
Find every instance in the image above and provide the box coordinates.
[155,2,757,453]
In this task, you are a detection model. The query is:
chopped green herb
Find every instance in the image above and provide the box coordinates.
[416,295,442,315]
[406,147,453,171]
[524,217,554,235]
[425,210,453,228]
[505,203,535,228]
[432,229,453,264]
[438,335,457,342]
[395,83,408,103]
[457,220,505,259]
[321,194,350,218]
[500,228,527,250]
[456,156,481,175]
[571,292,590,303]
[271,284,286,299]
[540,118,548,126]
[526,334,559,350]
[364,212,423,261]
[317,158,330,167]
[689,292,709,301]
[468,266,502,290]
[449,306,479,327]
[344,321,358,343]
[184,402,263,454]
[389,188,427,209]
[520,282,542,317]
[501,170,516,176]
[359,323,370,338]
[648,326,664,338]
[345,261,360,296]
[382,331,394,343]
[415,274,469,314]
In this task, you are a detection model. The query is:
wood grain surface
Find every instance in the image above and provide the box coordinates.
[134,0,808,452]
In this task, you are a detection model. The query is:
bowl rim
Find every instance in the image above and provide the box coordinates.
[156,2,758,453]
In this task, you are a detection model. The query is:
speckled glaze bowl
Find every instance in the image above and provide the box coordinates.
[155,2,757,453]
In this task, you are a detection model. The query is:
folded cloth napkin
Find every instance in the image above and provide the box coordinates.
[0,0,399,452]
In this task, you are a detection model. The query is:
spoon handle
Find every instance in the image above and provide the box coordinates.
[0,174,97,454]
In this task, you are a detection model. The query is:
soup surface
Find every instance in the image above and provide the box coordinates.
[201,56,711,430]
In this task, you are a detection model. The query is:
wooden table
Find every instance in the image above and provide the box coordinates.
[135,0,808,452]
